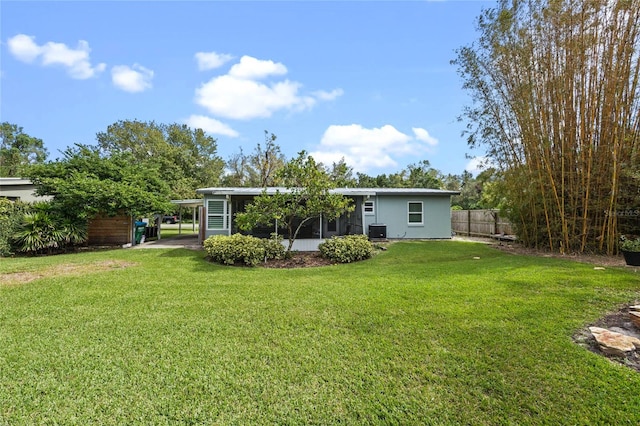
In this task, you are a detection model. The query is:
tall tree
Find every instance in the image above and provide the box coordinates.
[222,148,251,187]
[26,144,172,220]
[96,120,224,199]
[0,123,48,177]
[454,0,640,254]
[325,157,356,187]
[404,160,443,188]
[247,131,286,187]
[223,131,286,187]
[355,160,443,189]
[235,151,354,252]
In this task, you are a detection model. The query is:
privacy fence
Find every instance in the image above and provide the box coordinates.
[451,209,514,238]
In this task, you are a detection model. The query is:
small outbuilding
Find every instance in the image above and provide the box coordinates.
[195,187,460,251]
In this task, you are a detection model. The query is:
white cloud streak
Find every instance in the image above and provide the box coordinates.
[412,127,439,146]
[195,51,234,71]
[184,115,239,137]
[111,64,154,93]
[228,55,287,80]
[7,34,106,79]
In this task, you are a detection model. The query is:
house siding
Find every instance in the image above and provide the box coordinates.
[375,195,452,239]
[0,178,52,202]
[199,188,457,245]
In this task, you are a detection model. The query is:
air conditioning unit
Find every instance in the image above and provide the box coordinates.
[368,223,387,239]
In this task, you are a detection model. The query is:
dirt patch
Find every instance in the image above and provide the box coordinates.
[0,260,137,286]
[574,304,640,372]
[261,251,335,268]
[493,241,628,268]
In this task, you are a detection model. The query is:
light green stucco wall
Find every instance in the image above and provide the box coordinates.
[373,195,452,239]
[202,193,453,241]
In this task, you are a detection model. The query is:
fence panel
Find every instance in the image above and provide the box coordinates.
[451,209,514,237]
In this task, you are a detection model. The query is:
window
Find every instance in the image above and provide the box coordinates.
[364,200,375,215]
[408,201,423,225]
[327,218,337,232]
[207,199,228,230]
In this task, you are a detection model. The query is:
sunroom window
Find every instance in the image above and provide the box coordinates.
[207,200,227,230]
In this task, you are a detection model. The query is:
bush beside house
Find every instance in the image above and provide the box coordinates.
[203,234,286,266]
[319,235,374,263]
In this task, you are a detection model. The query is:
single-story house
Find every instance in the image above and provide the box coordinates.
[195,187,460,251]
[0,178,52,202]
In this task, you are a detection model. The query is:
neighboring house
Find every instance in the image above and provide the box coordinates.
[196,187,460,251]
[0,178,51,202]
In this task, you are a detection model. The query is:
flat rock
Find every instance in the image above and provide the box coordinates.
[630,311,640,329]
[629,305,640,312]
[589,327,640,356]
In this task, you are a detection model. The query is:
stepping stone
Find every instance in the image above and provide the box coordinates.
[589,327,640,357]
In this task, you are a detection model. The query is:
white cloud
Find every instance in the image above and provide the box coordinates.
[111,64,154,93]
[412,127,439,146]
[310,124,421,172]
[313,88,344,101]
[7,34,41,62]
[7,34,106,79]
[184,115,239,137]
[195,51,233,71]
[196,75,303,119]
[228,55,287,80]
[310,124,441,173]
[195,56,343,120]
[465,156,492,175]
[194,55,342,120]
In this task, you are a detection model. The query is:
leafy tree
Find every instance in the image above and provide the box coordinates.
[222,148,251,187]
[326,157,356,187]
[404,160,443,188]
[453,0,640,254]
[222,131,286,187]
[0,122,48,177]
[26,144,173,220]
[96,120,224,199]
[355,160,443,189]
[235,151,354,252]
[247,131,286,187]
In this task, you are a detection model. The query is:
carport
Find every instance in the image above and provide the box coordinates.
[169,199,205,242]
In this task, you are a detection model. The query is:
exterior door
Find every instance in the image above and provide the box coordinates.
[323,217,340,238]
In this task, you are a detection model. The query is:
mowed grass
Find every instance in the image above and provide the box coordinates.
[1,241,639,424]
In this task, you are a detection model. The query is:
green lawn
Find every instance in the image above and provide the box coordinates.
[1,241,639,424]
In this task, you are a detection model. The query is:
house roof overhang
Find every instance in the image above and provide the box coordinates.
[196,187,460,197]
[170,199,204,208]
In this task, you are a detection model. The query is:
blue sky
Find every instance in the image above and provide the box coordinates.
[1,0,495,177]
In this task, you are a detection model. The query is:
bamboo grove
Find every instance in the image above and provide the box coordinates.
[454,0,640,254]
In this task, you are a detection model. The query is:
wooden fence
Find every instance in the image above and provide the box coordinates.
[88,214,133,246]
[451,209,514,238]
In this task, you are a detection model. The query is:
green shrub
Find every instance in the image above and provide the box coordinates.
[318,234,374,263]
[13,211,65,255]
[0,199,29,257]
[3,201,88,256]
[263,233,287,260]
[203,233,286,266]
[620,235,640,252]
